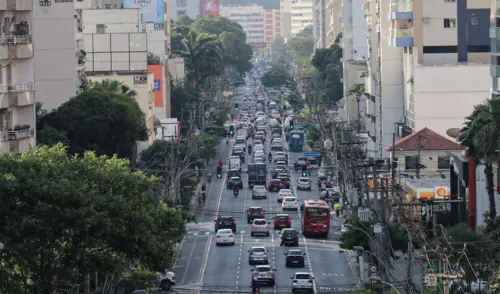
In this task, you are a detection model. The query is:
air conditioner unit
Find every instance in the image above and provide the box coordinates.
[423,17,430,24]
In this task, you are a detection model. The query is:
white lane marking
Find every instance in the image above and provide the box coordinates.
[193,232,199,236]
[236,233,244,291]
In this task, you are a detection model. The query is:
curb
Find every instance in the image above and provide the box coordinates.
[346,250,361,287]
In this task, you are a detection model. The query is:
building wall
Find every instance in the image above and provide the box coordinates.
[33,0,77,111]
[411,62,489,137]
[391,149,462,178]
[264,9,282,43]
[220,5,265,44]
[81,9,141,33]
[168,57,185,83]
[344,62,367,122]
[291,0,313,36]
[170,0,200,21]
[280,0,292,39]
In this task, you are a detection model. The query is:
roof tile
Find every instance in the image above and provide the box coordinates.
[385,127,463,151]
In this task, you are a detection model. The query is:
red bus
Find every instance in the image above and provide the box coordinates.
[301,200,331,237]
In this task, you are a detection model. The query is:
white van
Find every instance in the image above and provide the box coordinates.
[229,156,241,171]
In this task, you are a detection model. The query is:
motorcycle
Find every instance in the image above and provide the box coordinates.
[226,139,229,145]
[317,180,322,189]
[208,174,212,183]
[268,157,272,163]
[233,188,239,197]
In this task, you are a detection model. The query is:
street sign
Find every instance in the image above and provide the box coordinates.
[304,152,320,157]
[426,274,437,287]
[370,265,377,273]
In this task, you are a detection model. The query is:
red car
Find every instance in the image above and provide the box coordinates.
[273,214,292,229]
[268,179,284,192]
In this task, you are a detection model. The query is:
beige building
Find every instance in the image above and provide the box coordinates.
[280,0,292,40]
[291,0,314,36]
[167,57,185,84]
[220,5,266,44]
[0,0,36,154]
[327,0,342,47]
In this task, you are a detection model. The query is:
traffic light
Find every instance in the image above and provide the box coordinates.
[217,166,222,178]
[290,120,294,130]
[301,165,307,177]
[283,105,287,111]
[234,103,239,110]
[229,125,234,135]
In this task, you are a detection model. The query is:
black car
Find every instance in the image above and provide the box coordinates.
[226,176,243,189]
[215,216,236,232]
[247,207,265,223]
[227,169,241,179]
[284,249,306,267]
[279,228,299,246]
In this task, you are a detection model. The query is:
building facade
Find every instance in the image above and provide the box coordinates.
[280,0,292,40]
[220,5,265,44]
[264,9,282,43]
[170,0,200,21]
[491,0,500,96]
[326,0,341,47]
[291,0,313,36]
[0,0,36,154]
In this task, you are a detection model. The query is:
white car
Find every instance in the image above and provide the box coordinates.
[291,272,314,292]
[317,167,326,179]
[251,219,270,236]
[282,196,299,211]
[215,229,235,245]
[277,189,293,202]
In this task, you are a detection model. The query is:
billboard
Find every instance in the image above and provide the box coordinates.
[201,0,219,16]
[148,65,163,107]
[124,0,163,23]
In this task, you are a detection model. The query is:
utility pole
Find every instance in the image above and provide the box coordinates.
[391,133,396,200]
[373,164,378,218]
[416,134,423,179]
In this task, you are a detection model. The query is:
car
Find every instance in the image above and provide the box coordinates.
[227,169,241,179]
[226,176,243,189]
[273,214,291,229]
[274,154,288,164]
[254,151,265,161]
[271,132,281,140]
[272,166,287,178]
[214,216,236,232]
[297,177,312,191]
[282,196,299,211]
[252,185,268,199]
[294,157,308,170]
[280,228,299,246]
[268,179,284,192]
[271,138,283,144]
[277,189,293,202]
[254,140,264,149]
[215,229,236,245]
[285,249,306,267]
[276,173,290,188]
[275,161,287,169]
[247,207,265,223]
[271,141,284,151]
[232,148,245,162]
[251,219,270,236]
[291,272,314,293]
[340,224,352,234]
[253,157,265,164]
[275,151,288,160]
[320,187,341,201]
[307,157,319,169]
[251,265,276,286]
[317,167,326,180]
[248,246,269,264]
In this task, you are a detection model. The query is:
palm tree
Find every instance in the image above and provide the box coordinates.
[346,83,365,132]
[459,99,500,219]
[177,31,223,88]
[88,79,137,98]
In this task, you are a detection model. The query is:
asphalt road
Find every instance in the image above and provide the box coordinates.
[173,86,358,293]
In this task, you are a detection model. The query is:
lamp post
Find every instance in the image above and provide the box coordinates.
[370,276,401,294]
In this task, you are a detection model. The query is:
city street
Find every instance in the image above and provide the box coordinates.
[173,88,359,293]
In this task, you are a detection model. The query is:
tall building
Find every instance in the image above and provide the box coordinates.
[280,0,292,40]
[326,0,342,47]
[0,0,36,153]
[220,5,265,44]
[313,0,328,48]
[491,0,500,97]
[170,0,201,20]
[360,0,490,157]
[291,0,313,36]
[265,9,282,43]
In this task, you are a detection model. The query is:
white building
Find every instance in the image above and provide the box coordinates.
[220,5,265,44]
[326,0,341,47]
[0,0,36,154]
[169,0,200,21]
[280,0,292,40]
[291,0,313,36]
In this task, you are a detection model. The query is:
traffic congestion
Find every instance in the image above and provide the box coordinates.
[174,67,358,294]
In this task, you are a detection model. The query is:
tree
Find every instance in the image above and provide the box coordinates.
[0,144,185,294]
[176,14,194,26]
[88,78,138,98]
[38,83,148,160]
[287,25,314,65]
[170,24,192,54]
[261,66,293,88]
[147,52,161,65]
[346,83,366,132]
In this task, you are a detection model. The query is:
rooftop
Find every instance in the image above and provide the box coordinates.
[386,127,463,152]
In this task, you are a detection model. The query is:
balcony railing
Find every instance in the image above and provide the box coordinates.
[0,127,35,142]
[391,0,412,13]
[392,29,413,38]
[0,82,35,93]
[0,35,32,45]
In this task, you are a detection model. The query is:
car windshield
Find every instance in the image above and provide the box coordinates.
[254,220,267,225]
[252,248,265,253]
[218,229,233,234]
[296,274,311,279]
[256,267,271,272]
[284,197,296,202]
[250,208,263,212]
[254,186,265,191]
[283,229,296,235]
[288,250,302,256]
[271,180,281,184]
[276,215,289,220]
[279,189,291,194]
[299,179,309,183]
[231,177,240,182]
[219,216,234,221]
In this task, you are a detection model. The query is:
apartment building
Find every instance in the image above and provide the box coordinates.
[264,9,282,43]
[340,0,367,127]
[291,0,313,36]
[280,0,292,40]
[390,0,490,138]
[170,0,200,20]
[220,5,265,44]
[491,0,500,97]
[0,0,36,154]
[81,9,155,154]
[326,0,341,47]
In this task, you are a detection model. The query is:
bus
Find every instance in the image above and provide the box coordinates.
[301,200,331,237]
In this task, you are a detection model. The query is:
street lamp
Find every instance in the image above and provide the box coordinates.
[370,276,401,294]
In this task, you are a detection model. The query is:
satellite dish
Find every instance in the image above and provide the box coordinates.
[446,128,461,139]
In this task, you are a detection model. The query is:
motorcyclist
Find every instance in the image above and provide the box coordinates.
[317,180,322,189]
[201,191,206,204]
[252,278,261,294]
[207,171,212,183]
[247,144,252,154]
[218,159,223,167]
[268,152,272,162]
[226,137,229,145]
[201,182,206,192]
[233,186,239,197]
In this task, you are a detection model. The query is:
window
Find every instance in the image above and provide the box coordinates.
[444,0,455,2]
[176,0,186,6]
[177,10,186,16]
[437,156,449,169]
[471,16,478,26]
[96,24,105,34]
[444,18,456,28]
[423,46,457,54]
[104,4,111,8]
[405,156,418,170]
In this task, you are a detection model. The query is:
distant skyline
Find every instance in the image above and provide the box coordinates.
[219,0,280,10]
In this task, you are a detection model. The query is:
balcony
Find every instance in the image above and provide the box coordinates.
[0,35,33,60]
[0,82,35,108]
[389,0,413,19]
[0,0,33,10]
[390,29,413,47]
[0,127,35,154]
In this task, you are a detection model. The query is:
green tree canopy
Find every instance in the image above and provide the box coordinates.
[287,26,314,64]
[0,144,185,293]
[262,66,293,88]
[38,80,148,159]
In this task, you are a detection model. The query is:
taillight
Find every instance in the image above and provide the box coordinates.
[293,280,298,283]
[252,272,257,274]
[232,221,236,224]
[260,212,264,215]
[308,280,313,283]
[248,212,251,215]
[229,234,234,237]
[283,201,286,204]
[216,236,221,238]
[287,219,291,223]
[266,225,269,229]
[287,256,292,260]
[219,222,223,224]
[251,225,255,229]
[268,272,274,274]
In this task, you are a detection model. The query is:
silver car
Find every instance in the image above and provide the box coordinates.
[291,272,314,292]
[251,265,276,286]
[251,219,270,236]
[297,177,312,191]
[248,246,269,264]
[252,185,268,199]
